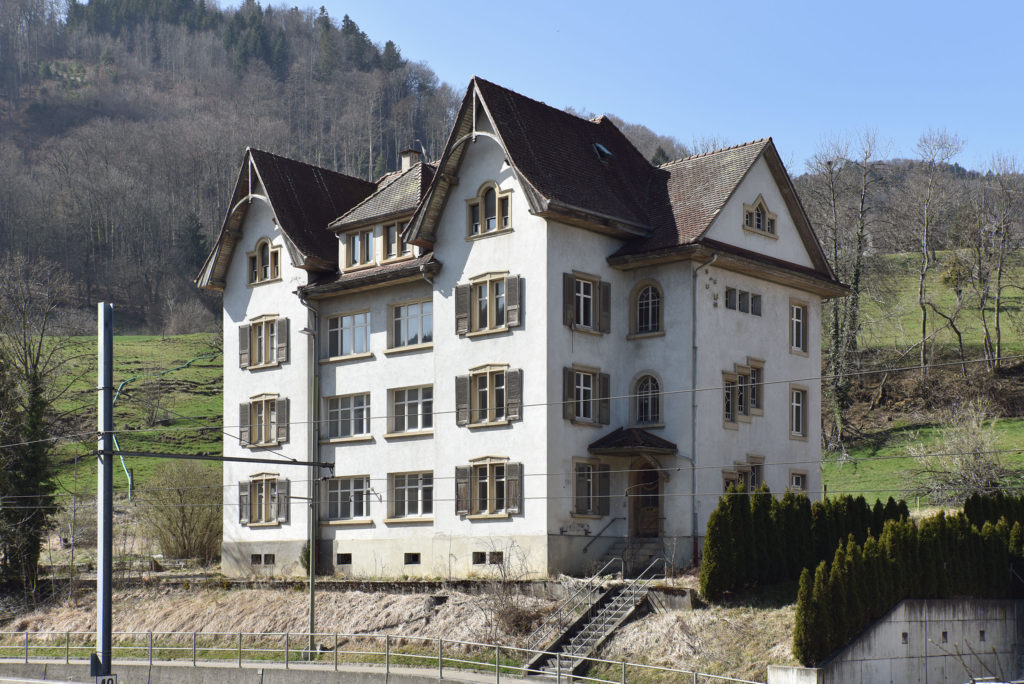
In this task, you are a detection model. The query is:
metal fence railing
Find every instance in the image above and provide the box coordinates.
[0,630,764,684]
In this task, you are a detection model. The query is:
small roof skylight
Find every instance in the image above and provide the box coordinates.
[592,143,614,161]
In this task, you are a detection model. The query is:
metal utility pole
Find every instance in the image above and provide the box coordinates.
[95,303,113,676]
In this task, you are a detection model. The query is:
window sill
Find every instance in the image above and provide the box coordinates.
[381,255,415,265]
[321,519,375,528]
[466,327,510,338]
[570,419,603,428]
[384,343,433,356]
[571,513,604,520]
[247,361,281,371]
[383,430,434,440]
[383,517,434,525]
[631,422,665,430]
[465,512,511,520]
[247,277,283,288]
[341,262,378,274]
[319,435,374,445]
[789,348,809,358]
[737,414,752,424]
[245,522,281,528]
[569,326,604,337]
[742,225,779,239]
[320,352,374,365]
[468,419,510,430]
[749,408,764,417]
[789,433,809,442]
[723,421,739,431]
[466,227,514,241]
[244,441,281,449]
[626,331,665,341]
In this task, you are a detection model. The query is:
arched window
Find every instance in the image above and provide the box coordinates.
[635,285,662,334]
[260,243,270,280]
[635,375,660,425]
[467,184,512,236]
[248,240,281,284]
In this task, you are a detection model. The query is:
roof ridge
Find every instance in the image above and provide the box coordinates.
[247,147,372,185]
[472,76,611,132]
[658,137,772,167]
[331,162,428,227]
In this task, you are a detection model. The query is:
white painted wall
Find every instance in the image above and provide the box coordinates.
[221,197,315,576]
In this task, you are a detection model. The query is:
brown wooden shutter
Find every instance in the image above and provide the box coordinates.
[276,479,289,523]
[506,462,523,514]
[598,281,612,333]
[239,403,250,446]
[238,482,249,524]
[506,369,523,421]
[574,464,587,514]
[505,276,521,328]
[238,325,250,368]
[455,284,471,335]
[563,367,575,420]
[276,318,288,363]
[563,273,575,327]
[455,466,471,515]
[597,464,611,516]
[455,375,471,426]
[276,398,289,443]
[598,373,611,425]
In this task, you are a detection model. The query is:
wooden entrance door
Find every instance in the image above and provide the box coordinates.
[630,463,661,538]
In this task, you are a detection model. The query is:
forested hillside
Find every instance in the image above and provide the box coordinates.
[0,0,688,331]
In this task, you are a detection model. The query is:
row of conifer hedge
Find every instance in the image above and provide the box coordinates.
[792,511,1016,666]
[698,486,909,600]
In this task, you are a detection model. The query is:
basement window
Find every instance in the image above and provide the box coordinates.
[472,552,486,565]
[488,551,504,565]
[404,552,421,565]
[336,553,352,565]
[262,554,275,565]
[901,632,908,644]
[250,554,262,565]
[980,630,986,642]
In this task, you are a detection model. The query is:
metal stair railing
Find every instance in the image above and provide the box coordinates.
[582,517,625,554]
[525,557,622,654]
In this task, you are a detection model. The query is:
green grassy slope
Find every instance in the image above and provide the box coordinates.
[52,333,223,496]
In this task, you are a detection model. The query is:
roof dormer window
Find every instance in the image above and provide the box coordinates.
[467,183,512,238]
[248,240,281,285]
[592,143,614,162]
[742,196,777,237]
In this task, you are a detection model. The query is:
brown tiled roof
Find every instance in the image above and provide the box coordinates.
[588,427,677,453]
[331,162,437,230]
[614,139,771,257]
[249,148,376,263]
[300,253,440,298]
[473,77,656,229]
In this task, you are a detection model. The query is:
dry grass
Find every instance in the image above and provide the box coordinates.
[4,586,556,648]
[597,602,796,681]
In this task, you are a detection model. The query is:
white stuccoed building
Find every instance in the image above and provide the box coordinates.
[197,77,847,578]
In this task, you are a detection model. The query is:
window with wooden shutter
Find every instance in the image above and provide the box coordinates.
[598,281,611,333]
[455,375,470,426]
[466,365,512,426]
[238,482,249,524]
[238,325,250,368]
[506,369,523,421]
[455,466,471,515]
[276,318,289,363]
[275,398,289,443]
[505,276,521,328]
[598,373,611,425]
[238,403,250,445]
[276,479,289,523]
[455,284,471,335]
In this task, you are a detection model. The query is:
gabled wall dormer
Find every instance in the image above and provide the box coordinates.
[741,194,777,238]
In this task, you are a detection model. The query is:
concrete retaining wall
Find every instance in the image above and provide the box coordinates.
[769,599,1024,684]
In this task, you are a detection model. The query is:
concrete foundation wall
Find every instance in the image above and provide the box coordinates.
[769,599,1024,684]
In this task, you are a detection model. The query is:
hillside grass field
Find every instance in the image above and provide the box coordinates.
[51,332,223,496]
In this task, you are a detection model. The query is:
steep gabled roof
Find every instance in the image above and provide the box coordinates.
[196,149,375,291]
[331,162,436,231]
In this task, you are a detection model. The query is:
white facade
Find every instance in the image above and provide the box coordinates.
[202,79,844,578]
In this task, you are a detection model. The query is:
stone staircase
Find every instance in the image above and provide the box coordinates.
[524,557,665,679]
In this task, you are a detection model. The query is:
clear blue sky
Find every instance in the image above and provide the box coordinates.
[304,0,1022,172]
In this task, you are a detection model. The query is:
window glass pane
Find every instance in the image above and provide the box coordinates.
[739,291,749,313]
[470,204,480,234]
[494,281,505,327]
[499,196,509,228]
[751,294,762,316]
[422,302,433,343]
[260,244,270,279]
[386,225,396,258]
[476,283,488,330]
[484,189,496,231]
[494,372,505,420]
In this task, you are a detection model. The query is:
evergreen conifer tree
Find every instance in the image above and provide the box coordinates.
[699,497,733,600]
